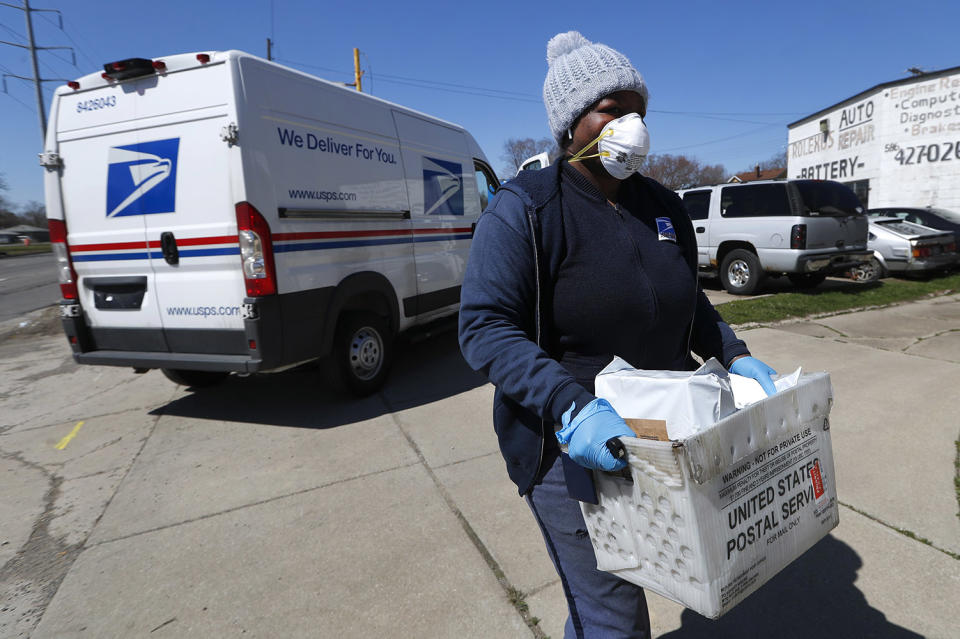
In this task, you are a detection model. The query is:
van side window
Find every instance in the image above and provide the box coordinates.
[682,191,711,220]
[522,160,542,171]
[720,184,790,217]
[474,161,498,211]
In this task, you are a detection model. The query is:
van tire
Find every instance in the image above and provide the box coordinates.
[720,249,764,295]
[787,273,827,289]
[334,312,393,396]
[161,369,229,388]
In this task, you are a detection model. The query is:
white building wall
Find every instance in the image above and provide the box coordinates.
[788,70,960,210]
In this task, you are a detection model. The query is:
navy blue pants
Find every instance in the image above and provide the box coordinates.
[525,450,651,639]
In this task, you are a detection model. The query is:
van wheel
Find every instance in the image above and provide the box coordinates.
[334,312,393,396]
[720,249,764,295]
[787,273,827,289]
[161,369,229,388]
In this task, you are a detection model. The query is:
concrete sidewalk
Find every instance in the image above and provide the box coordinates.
[3,295,958,638]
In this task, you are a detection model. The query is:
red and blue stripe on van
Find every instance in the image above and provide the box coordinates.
[68,227,473,261]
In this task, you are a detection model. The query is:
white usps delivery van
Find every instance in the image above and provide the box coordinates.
[43,51,499,395]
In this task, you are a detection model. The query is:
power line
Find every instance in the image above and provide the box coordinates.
[38,11,96,69]
[0,61,35,112]
[275,55,808,120]
[655,109,805,116]
[0,89,33,112]
[276,56,543,102]
[373,75,542,104]
[0,21,24,41]
[658,122,783,153]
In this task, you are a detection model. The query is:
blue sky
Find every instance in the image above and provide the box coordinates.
[1,0,957,208]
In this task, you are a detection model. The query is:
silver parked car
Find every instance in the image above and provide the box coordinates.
[850,217,958,282]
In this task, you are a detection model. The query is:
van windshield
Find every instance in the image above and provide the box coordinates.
[793,180,864,216]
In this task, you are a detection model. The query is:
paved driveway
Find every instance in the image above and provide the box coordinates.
[1,295,958,638]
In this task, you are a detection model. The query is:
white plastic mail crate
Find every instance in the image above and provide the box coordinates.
[586,372,838,619]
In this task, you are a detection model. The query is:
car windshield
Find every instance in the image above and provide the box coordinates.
[930,208,960,224]
[793,180,864,216]
[875,219,938,236]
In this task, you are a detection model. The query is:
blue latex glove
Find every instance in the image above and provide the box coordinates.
[556,398,633,471]
[730,356,778,396]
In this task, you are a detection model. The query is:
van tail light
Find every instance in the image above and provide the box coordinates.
[790,224,807,250]
[235,202,276,296]
[48,219,79,300]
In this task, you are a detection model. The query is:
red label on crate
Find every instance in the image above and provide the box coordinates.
[811,461,825,499]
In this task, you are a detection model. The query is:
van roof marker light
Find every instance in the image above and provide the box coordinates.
[67,81,80,90]
[196,53,210,64]
[152,60,167,71]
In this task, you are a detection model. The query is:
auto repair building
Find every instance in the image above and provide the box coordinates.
[787,65,960,210]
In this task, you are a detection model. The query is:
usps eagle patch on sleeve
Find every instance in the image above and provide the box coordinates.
[656,217,677,242]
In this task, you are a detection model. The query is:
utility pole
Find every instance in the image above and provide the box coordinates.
[352,47,363,92]
[0,0,71,145]
[23,0,45,138]
[266,37,272,61]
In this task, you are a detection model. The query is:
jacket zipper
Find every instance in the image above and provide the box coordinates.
[525,205,546,491]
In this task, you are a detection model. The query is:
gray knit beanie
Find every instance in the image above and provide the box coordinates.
[542,31,648,144]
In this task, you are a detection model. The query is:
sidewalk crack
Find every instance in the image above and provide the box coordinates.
[839,501,959,560]
[382,396,547,638]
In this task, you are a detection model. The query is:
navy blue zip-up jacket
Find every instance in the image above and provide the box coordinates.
[458,161,749,495]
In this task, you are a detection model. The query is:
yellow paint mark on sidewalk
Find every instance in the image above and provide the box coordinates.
[55,421,85,450]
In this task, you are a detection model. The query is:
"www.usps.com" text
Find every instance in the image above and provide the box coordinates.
[288,189,358,202]
[166,306,241,318]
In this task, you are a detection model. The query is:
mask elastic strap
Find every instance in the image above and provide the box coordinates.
[568,129,613,164]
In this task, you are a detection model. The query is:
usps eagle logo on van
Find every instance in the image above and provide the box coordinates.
[422,157,464,216]
[106,138,179,217]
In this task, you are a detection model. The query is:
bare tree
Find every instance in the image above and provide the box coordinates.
[0,174,19,228]
[501,137,555,175]
[0,210,20,228]
[19,201,47,227]
[642,154,726,190]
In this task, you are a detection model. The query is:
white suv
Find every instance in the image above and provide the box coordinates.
[676,180,872,294]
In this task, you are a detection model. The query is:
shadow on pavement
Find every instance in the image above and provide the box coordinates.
[658,535,923,638]
[151,324,486,428]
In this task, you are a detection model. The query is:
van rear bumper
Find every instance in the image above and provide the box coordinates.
[62,311,266,372]
[58,291,331,372]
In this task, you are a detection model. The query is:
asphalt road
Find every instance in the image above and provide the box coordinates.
[0,253,59,322]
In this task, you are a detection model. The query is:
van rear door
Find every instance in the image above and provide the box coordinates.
[56,84,166,348]
[55,57,244,353]
[138,64,245,353]
[790,180,868,251]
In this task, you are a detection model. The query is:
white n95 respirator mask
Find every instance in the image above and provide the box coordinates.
[569,112,650,180]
